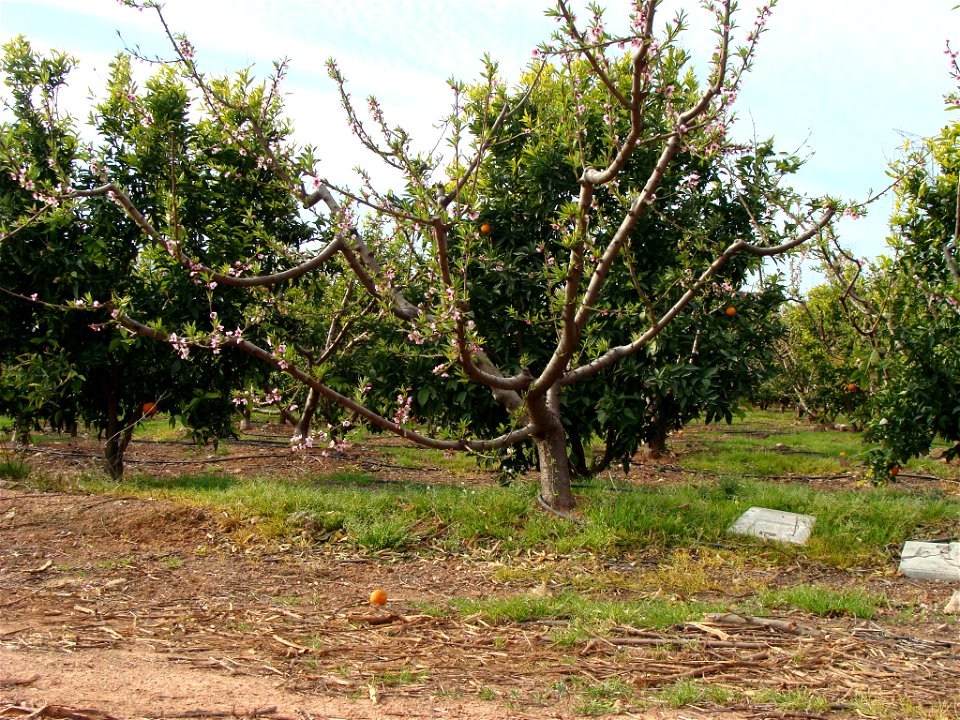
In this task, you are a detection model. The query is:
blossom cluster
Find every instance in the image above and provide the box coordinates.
[393,392,413,425]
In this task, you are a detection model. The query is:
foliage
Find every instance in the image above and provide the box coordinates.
[390,56,793,475]
[767,282,866,423]
[816,119,960,475]
[0,41,309,474]
[0,1,835,508]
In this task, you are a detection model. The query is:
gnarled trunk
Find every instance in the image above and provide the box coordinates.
[104,425,134,480]
[643,421,669,460]
[528,389,574,512]
[536,429,574,512]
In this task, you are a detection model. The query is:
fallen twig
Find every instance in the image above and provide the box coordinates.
[0,704,120,720]
[606,636,768,650]
[144,707,291,720]
[634,650,771,686]
[0,675,39,688]
[705,612,821,637]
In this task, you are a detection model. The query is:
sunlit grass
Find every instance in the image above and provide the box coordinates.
[35,462,959,567]
[653,679,737,709]
[757,584,885,619]
[450,590,719,631]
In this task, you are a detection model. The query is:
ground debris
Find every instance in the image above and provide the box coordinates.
[0,704,120,720]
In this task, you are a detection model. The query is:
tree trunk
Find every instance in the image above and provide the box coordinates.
[11,419,31,447]
[279,406,298,426]
[239,405,253,432]
[644,423,668,460]
[566,425,591,478]
[102,393,136,480]
[536,429,575,512]
[527,388,575,513]
[104,430,127,479]
[294,386,320,439]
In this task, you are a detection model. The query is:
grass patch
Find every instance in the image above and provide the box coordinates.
[577,476,957,566]
[25,464,960,568]
[653,679,736,708]
[754,688,833,712]
[574,677,637,716]
[0,457,30,480]
[451,590,717,632]
[757,584,884,619]
[370,443,478,475]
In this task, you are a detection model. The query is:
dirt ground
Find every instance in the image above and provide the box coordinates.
[2,429,959,720]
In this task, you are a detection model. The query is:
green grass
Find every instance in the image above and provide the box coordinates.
[753,688,833,712]
[757,584,884,619]
[574,677,637,716]
[0,457,30,480]
[675,420,863,477]
[42,461,960,567]
[12,407,960,572]
[451,590,719,631]
[654,679,737,708]
[368,442,480,475]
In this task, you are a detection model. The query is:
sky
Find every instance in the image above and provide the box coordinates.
[1,0,958,274]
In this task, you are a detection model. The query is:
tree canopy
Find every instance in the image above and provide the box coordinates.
[0,0,837,506]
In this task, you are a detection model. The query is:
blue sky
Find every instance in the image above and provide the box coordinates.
[1,0,958,269]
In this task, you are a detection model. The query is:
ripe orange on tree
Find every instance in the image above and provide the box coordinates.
[142,402,158,417]
[369,588,388,606]
[889,465,901,477]
[480,223,492,235]
[725,306,736,317]
[847,383,857,392]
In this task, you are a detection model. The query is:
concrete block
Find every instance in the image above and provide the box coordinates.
[899,541,960,581]
[729,507,816,545]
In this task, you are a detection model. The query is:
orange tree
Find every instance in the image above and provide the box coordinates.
[1,1,836,510]
[766,282,866,423]
[0,43,294,475]
[822,118,960,475]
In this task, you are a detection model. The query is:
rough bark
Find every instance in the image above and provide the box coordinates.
[643,422,669,460]
[536,429,575,513]
[294,386,320,439]
[527,389,575,512]
[103,408,135,480]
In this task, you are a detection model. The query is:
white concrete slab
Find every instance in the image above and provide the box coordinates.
[728,507,816,545]
[899,541,960,581]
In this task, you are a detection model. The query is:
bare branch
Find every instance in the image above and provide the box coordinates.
[116,313,533,452]
[68,183,345,288]
[562,204,836,385]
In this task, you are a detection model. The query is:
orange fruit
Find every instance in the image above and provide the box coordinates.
[725,306,736,317]
[847,383,857,392]
[142,402,158,417]
[369,588,388,606]
[890,466,901,477]
[480,223,492,235]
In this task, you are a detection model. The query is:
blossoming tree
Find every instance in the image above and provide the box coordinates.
[1,0,836,509]
[0,44,284,475]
